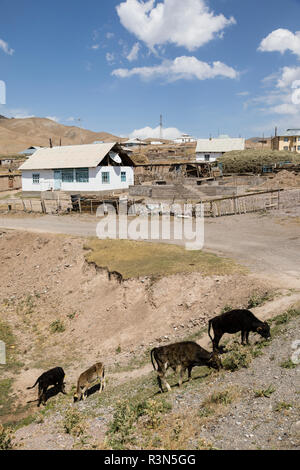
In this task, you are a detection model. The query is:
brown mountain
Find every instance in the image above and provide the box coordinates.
[0,117,126,155]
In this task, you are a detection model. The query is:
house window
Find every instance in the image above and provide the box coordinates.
[298,146,300,151]
[75,168,89,183]
[62,169,74,183]
[32,173,40,184]
[283,146,289,151]
[205,155,210,161]
[284,137,289,142]
[121,171,126,182]
[102,172,110,184]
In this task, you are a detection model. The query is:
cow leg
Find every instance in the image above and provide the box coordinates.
[41,386,48,406]
[213,332,223,351]
[58,379,66,394]
[157,369,171,393]
[176,365,184,387]
[37,384,43,407]
[188,366,193,381]
[245,331,250,345]
[241,331,246,345]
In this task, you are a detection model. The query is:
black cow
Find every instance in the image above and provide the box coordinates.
[151,341,222,393]
[27,367,66,407]
[208,309,271,351]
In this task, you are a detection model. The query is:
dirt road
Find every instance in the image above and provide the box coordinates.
[0,212,299,287]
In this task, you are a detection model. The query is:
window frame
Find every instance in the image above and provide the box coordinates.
[121,171,127,183]
[32,173,40,185]
[102,171,110,184]
[61,169,74,183]
[75,168,89,183]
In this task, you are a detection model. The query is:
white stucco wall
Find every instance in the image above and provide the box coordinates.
[195,152,222,162]
[21,166,134,192]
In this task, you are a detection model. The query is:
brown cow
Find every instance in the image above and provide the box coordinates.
[151,341,222,393]
[74,362,105,402]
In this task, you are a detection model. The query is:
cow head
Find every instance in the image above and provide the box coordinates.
[257,322,271,339]
[73,393,79,403]
[208,351,222,371]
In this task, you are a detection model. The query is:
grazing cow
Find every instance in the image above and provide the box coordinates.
[151,341,222,393]
[27,367,66,407]
[74,362,105,402]
[208,309,271,351]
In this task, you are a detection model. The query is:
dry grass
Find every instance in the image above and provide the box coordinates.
[85,238,244,280]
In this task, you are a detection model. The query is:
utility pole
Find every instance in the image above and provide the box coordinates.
[77,118,83,144]
[159,114,163,140]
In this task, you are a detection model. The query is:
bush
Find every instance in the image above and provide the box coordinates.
[63,408,86,437]
[107,400,137,450]
[0,425,13,450]
[50,320,65,334]
[222,344,252,371]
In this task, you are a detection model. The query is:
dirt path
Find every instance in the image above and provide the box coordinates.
[0,212,299,287]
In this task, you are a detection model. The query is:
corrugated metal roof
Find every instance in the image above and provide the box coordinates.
[196,138,245,153]
[19,143,117,170]
[282,129,300,137]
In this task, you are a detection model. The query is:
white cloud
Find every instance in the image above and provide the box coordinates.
[127,42,140,62]
[112,56,238,81]
[0,38,14,55]
[66,117,75,122]
[270,103,299,115]
[46,116,60,122]
[237,91,249,97]
[91,44,100,50]
[247,66,300,126]
[258,29,300,58]
[116,0,235,51]
[106,32,115,39]
[106,52,115,64]
[130,125,182,140]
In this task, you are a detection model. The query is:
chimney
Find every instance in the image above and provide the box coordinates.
[275,126,278,137]
[49,138,53,148]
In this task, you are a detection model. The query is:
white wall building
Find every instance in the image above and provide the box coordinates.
[173,134,196,144]
[19,143,135,192]
[196,137,245,162]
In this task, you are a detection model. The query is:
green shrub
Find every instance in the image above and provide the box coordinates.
[280,359,297,369]
[0,425,13,450]
[63,408,86,437]
[222,344,252,371]
[254,385,275,398]
[50,320,65,334]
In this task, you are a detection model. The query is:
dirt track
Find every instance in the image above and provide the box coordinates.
[0,211,299,287]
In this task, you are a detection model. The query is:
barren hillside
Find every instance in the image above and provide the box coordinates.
[0,117,125,155]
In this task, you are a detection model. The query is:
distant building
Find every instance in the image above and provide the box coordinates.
[19,143,135,192]
[196,136,245,162]
[271,129,300,153]
[19,146,43,156]
[173,134,196,144]
[123,138,148,148]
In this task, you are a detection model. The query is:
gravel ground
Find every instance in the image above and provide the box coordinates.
[13,316,300,450]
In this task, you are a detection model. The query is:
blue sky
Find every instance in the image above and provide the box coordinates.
[1,0,300,139]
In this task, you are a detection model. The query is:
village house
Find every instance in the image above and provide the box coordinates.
[195,135,245,162]
[173,134,196,144]
[123,138,148,148]
[271,129,300,154]
[19,143,135,192]
[19,146,44,156]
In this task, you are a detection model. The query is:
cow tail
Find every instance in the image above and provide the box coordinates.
[208,320,213,342]
[151,348,157,371]
[27,378,39,390]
